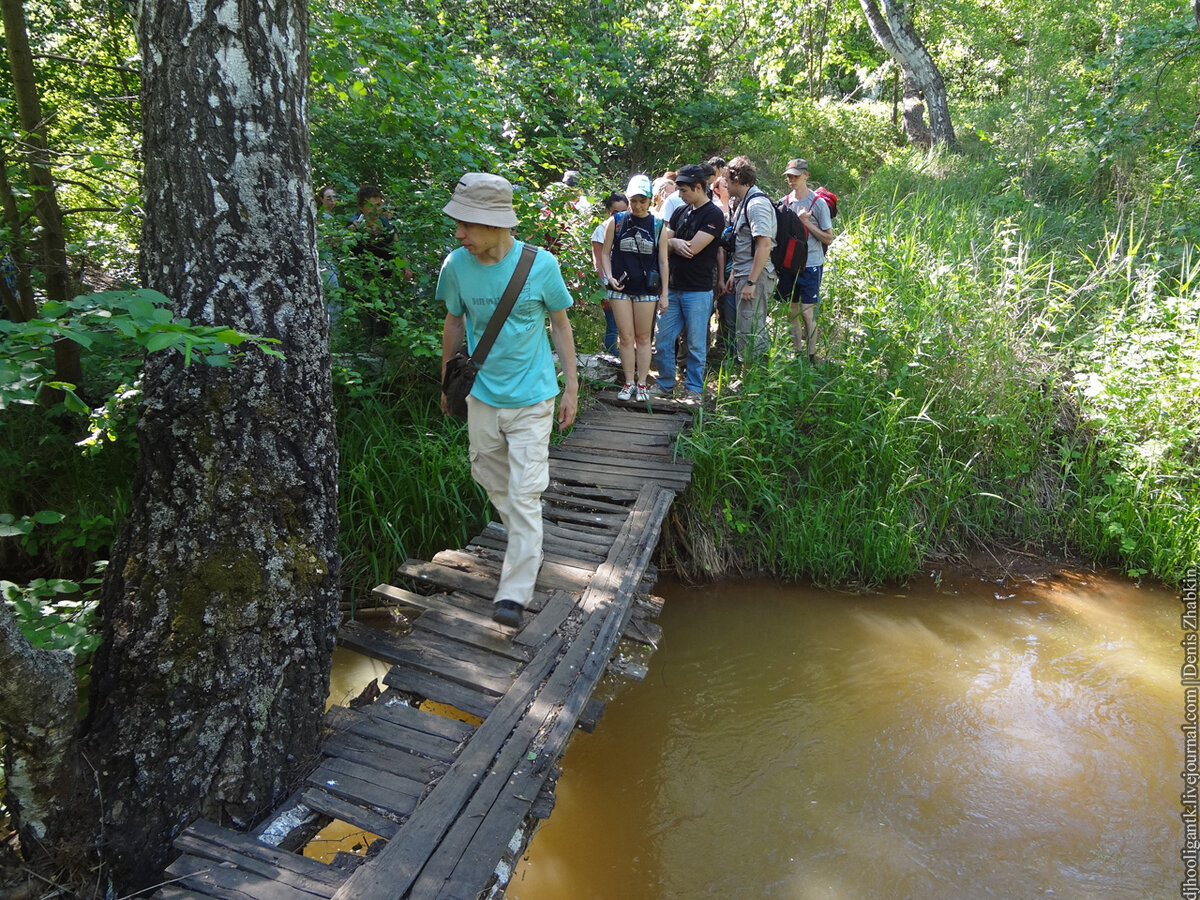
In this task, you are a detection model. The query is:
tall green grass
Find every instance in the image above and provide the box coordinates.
[337,390,487,607]
[673,146,1199,587]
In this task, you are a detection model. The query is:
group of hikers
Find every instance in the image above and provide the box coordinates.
[586,155,834,402]
[429,154,832,627]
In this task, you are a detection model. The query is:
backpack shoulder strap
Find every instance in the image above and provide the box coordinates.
[471,243,537,366]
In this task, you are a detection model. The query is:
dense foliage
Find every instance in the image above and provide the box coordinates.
[1,0,1197,647]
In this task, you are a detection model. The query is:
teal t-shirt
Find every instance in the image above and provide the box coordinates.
[437,240,574,409]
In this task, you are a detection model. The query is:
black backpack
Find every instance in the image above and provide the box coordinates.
[771,199,809,275]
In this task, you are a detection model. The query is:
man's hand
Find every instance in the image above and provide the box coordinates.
[557,386,578,431]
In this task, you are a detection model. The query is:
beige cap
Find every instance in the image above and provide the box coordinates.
[442,173,519,228]
[784,158,809,176]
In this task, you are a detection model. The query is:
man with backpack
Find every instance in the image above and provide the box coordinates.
[726,156,778,362]
[777,158,833,364]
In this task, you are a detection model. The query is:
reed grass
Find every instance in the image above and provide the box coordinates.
[336,391,487,608]
[672,146,1199,588]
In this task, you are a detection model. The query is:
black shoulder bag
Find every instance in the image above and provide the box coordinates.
[442,242,538,419]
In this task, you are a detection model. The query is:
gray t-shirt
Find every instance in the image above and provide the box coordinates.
[784,190,833,268]
[731,188,777,278]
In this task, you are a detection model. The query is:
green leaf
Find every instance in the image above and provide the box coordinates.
[33,510,65,525]
[144,331,181,352]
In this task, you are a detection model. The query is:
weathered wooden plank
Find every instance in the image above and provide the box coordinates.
[544,483,641,503]
[336,621,412,666]
[550,459,690,491]
[308,759,422,818]
[178,820,344,889]
[577,697,606,732]
[513,589,578,649]
[569,428,677,448]
[539,488,633,515]
[432,547,596,593]
[300,787,401,841]
[325,706,464,763]
[411,608,534,663]
[157,888,215,900]
[538,526,611,560]
[542,517,620,542]
[343,619,525,696]
[378,631,519,697]
[550,444,694,475]
[371,583,496,623]
[321,731,447,784]
[166,854,332,900]
[393,560,498,602]
[465,525,599,571]
[363,692,476,743]
[382,665,498,720]
[623,615,663,647]
[539,504,628,529]
[329,634,565,900]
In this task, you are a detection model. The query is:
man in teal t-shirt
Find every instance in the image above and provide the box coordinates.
[437,173,578,629]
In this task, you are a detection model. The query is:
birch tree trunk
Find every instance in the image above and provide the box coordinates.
[859,0,957,146]
[82,0,340,889]
[0,602,78,850]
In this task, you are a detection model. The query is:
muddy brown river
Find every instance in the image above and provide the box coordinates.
[508,571,1181,899]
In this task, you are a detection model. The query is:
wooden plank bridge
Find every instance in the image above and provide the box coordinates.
[156,390,694,900]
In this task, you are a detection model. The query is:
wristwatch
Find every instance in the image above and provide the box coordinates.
[747,279,756,285]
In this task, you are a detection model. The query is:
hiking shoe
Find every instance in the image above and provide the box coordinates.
[492,599,524,629]
[644,382,673,397]
[682,389,703,404]
[635,383,648,401]
[617,382,635,401]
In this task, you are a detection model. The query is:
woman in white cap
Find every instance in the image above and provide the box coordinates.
[600,174,669,401]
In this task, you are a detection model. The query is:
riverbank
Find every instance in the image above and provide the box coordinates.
[659,147,1198,591]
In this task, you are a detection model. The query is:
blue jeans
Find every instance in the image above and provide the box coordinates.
[654,289,710,393]
[603,305,619,354]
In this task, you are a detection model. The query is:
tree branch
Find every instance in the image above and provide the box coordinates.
[31,52,138,74]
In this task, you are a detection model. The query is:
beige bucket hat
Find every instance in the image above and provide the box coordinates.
[442,173,519,228]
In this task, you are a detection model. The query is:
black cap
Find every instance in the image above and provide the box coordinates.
[674,164,706,185]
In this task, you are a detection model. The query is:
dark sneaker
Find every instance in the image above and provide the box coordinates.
[682,389,703,403]
[492,599,524,629]
[644,382,672,397]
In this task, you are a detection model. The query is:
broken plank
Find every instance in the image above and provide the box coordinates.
[308,758,422,818]
[300,787,400,841]
[382,665,499,720]
[166,853,333,900]
[173,822,344,892]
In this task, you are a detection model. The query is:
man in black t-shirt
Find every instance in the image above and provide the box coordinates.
[650,165,725,401]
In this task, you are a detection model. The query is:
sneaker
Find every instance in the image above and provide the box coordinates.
[492,599,524,629]
[617,382,635,400]
[644,382,672,397]
[635,383,648,401]
[682,389,703,403]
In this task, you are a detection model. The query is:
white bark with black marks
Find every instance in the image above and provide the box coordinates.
[83,0,339,890]
[859,0,956,147]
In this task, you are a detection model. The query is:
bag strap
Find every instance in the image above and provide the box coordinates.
[471,242,538,367]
